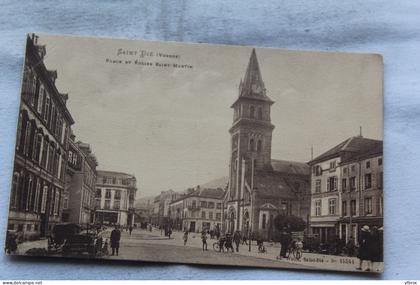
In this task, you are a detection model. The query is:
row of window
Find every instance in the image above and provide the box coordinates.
[8,223,40,232]
[314,196,383,217]
[98,199,129,210]
[313,158,383,177]
[96,189,123,200]
[16,111,65,180]
[21,65,67,146]
[183,210,222,220]
[100,176,134,186]
[10,170,61,216]
[187,200,222,209]
[234,105,264,120]
[249,138,263,152]
[314,172,383,193]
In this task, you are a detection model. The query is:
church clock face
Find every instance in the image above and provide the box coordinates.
[252,83,262,94]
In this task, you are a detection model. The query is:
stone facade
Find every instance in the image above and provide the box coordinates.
[169,187,224,232]
[309,136,383,244]
[62,134,98,225]
[95,170,137,226]
[8,34,74,239]
[223,49,310,240]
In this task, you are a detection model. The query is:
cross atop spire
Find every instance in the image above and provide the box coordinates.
[237,48,273,104]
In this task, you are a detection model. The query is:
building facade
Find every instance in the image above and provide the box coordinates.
[151,190,182,227]
[62,134,98,225]
[95,170,137,226]
[223,49,311,240]
[339,144,383,244]
[169,187,224,233]
[8,34,74,238]
[309,136,383,244]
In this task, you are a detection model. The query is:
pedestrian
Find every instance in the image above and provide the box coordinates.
[183,230,189,246]
[129,225,133,236]
[279,231,291,258]
[4,231,17,254]
[233,230,241,252]
[369,226,384,272]
[110,225,121,256]
[201,230,208,251]
[218,235,225,252]
[168,227,172,239]
[225,233,234,252]
[357,225,371,271]
[242,233,248,245]
[346,236,356,257]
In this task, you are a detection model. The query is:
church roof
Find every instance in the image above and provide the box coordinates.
[310,136,383,165]
[271,159,310,176]
[232,49,273,107]
[253,171,305,199]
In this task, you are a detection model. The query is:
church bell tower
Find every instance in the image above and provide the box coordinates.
[228,48,275,203]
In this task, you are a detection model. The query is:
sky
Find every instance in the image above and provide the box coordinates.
[38,34,383,197]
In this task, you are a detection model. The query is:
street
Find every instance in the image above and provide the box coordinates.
[102,227,366,272]
[15,227,379,272]
[105,228,312,270]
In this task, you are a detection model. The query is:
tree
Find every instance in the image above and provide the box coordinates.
[273,214,306,232]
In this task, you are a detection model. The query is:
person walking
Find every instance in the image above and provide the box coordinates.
[201,230,208,251]
[346,236,356,257]
[218,235,225,252]
[242,233,248,245]
[225,233,234,252]
[110,225,121,256]
[357,225,371,271]
[183,230,189,246]
[279,231,291,258]
[129,225,133,236]
[233,230,241,252]
[369,226,383,272]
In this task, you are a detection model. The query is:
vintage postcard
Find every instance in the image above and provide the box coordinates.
[5,33,383,273]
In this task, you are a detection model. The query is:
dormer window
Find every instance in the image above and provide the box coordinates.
[330,161,336,171]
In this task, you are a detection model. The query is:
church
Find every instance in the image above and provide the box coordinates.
[222,49,311,240]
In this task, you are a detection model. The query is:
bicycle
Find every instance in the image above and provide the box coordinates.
[213,241,221,252]
[285,242,303,261]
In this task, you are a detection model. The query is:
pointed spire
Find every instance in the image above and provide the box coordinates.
[240,48,265,96]
[236,48,273,104]
[231,48,274,108]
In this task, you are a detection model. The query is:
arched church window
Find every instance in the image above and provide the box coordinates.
[250,106,255,118]
[262,214,266,229]
[249,139,255,151]
[258,107,262,120]
[257,140,262,152]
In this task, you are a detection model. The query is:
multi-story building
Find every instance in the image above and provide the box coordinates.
[95,170,137,226]
[151,190,182,227]
[223,49,310,240]
[8,34,74,238]
[339,141,383,244]
[169,187,224,233]
[62,133,98,225]
[308,136,383,243]
[133,196,154,226]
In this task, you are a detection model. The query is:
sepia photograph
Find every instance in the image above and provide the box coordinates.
[5,33,383,273]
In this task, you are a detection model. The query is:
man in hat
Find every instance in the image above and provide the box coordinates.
[110,225,121,256]
[357,225,371,271]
